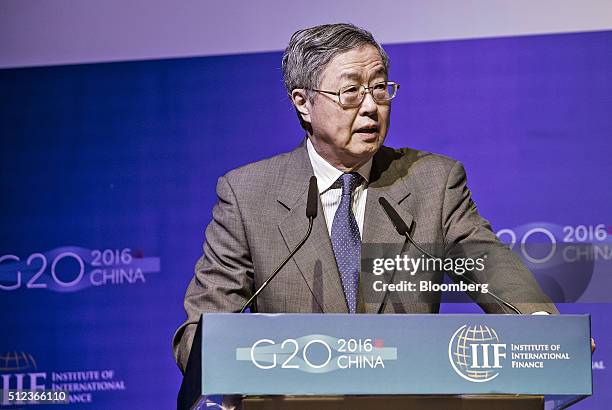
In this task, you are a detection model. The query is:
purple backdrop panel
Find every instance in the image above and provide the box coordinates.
[1,30,610,409]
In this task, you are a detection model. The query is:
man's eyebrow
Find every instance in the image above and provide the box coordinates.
[371,67,387,78]
[338,68,388,82]
[338,71,361,81]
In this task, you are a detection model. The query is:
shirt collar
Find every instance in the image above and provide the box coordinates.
[306,138,372,193]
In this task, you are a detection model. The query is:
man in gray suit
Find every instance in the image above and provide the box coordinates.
[173,23,557,373]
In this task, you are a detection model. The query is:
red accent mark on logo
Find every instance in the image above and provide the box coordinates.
[607,226,612,235]
[373,339,384,348]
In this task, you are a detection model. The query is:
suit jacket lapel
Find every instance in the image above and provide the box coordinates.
[362,147,416,313]
[277,144,348,313]
[362,147,414,243]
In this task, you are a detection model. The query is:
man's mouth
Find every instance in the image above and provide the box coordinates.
[354,126,379,134]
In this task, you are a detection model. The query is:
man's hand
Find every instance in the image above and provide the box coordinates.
[591,337,596,353]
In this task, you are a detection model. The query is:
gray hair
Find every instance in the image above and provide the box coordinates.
[282,23,390,100]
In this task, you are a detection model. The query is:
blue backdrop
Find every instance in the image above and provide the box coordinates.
[1,30,610,408]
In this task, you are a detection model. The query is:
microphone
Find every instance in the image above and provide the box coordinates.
[240,176,318,313]
[378,197,522,315]
[306,175,318,219]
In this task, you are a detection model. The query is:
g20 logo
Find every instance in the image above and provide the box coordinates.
[496,223,609,264]
[0,250,93,290]
[0,247,159,292]
[250,338,336,370]
[236,336,395,373]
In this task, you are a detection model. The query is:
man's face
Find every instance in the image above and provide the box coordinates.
[300,45,391,171]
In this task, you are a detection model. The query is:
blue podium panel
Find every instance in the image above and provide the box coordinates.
[201,313,591,396]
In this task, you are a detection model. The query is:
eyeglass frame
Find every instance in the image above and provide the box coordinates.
[310,81,400,108]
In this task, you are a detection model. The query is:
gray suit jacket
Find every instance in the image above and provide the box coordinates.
[173,142,557,372]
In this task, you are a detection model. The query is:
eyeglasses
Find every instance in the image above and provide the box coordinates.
[312,81,400,108]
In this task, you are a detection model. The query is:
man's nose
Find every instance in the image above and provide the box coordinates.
[359,91,378,115]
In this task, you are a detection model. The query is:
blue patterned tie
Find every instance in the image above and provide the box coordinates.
[331,173,362,313]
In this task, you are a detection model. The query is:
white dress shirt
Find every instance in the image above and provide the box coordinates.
[306,138,372,239]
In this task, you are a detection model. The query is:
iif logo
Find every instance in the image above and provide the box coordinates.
[0,352,47,405]
[448,325,506,382]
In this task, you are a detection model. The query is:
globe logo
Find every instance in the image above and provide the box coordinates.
[0,351,37,373]
[1,351,39,406]
[448,325,506,383]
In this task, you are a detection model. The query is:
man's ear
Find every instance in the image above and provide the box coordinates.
[291,89,311,124]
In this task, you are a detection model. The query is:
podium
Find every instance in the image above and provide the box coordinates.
[178,314,592,409]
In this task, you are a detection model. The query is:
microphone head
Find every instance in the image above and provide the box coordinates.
[306,176,318,219]
[378,197,410,235]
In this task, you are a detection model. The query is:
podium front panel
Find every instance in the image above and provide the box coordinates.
[200,313,591,396]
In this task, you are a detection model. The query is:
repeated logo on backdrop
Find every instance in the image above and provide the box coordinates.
[0,351,127,406]
[496,223,611,263]
[495,222,612,303]
[0,247,160,293]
